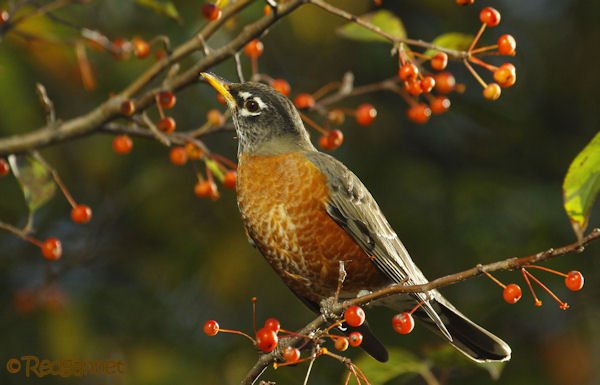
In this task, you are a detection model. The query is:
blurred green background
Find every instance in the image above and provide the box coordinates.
[1,0,599,384]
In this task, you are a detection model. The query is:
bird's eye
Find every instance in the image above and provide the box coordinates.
[245,99,260,113]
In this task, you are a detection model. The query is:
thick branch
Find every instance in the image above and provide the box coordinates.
[241,228,600,385]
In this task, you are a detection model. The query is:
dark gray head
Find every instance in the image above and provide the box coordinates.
[201,73,314,155]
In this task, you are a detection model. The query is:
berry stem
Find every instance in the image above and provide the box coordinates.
[522,268,569,309]
[468,24,486,53]
[471,44,498,55]
[251,296,257,334]
[482,270,506,289]
[34,154,78,208]
[463,59,488,88]
[251,56,258,77]
[524,264,568,278]
[300,113,329,135]
[468,56,498,72]
[521,268,542,306]
[217,328,256,343]
[0,220,41,246]
[312,81,342,101]
[408,300,426,315]
[155,94,165,119]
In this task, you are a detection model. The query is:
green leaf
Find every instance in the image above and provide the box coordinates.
[353,348,426,384]
[135,0,180,22]
[8,153,56,216]
[337,10,406,43]
[205,159,225,182]
[424,32,474,57]
[563,131,600,241]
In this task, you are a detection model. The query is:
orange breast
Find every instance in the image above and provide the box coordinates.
[237,152,386,304]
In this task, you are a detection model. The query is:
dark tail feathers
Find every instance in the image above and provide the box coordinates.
[417,299,511,362]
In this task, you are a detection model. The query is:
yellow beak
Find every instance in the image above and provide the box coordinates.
[200,72,236,106]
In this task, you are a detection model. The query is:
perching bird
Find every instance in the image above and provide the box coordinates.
[201,72,511,363]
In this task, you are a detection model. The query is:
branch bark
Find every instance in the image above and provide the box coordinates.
[241,228,600,385]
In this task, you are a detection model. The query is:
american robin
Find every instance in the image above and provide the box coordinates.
[201,72,511,363]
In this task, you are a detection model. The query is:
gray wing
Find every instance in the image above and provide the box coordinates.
[305,151,451,340]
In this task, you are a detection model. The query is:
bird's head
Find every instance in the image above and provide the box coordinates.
[201,73,314,155]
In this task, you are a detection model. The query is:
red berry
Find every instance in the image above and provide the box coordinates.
[434,72,456,94]
[405,80,423,96]
[112,135,133,155]
[430,52,448,71]
[158,91,176,109]
[497,34,516,55]
[455,0,474,6]
[348,331,363,347]
[263,5,272,16]
[155,49,167,60]
[493,63,516,88]
[14,289,37,315]
[207,109,225,126]
[420,76,436,93]
[344,305,366,327]
[503,283,522,304]
[407,103,431,124]
[41,238,62,261]
[71,204,92,224]
[355,104,377,127]
[0,10,9,25]
[120,100,136,116]
[111,37,131,60]
[430,96,451,115]
[0,158,10,176]
[264,318,281,333]
[132,37,150,59]
[483,83,501,100]
[334,337,349,351]
[244,39,264,58]
[216,92,226,105]
[282,346,300,363]
[480,7,501,27]
[223,170,237,189]
[565,271,584,291]
[392,312,414,334]
[270,79,291,96]
[293,93,315,109]
[185,142,204,160]
[256,327,278,352]
[202,3,222,21]
[157,117,176,133]
[194,180,220,200]
[169,147,188,166]
[398,63,419,81]
[203,320,219,336]
[319,129,344,151]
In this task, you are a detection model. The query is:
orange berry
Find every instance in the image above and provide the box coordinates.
[430,96,451,115]
[256,327,278,352]
[293,93,315,109]
[348,331,363,347]
[430,52,448,71]
[194,180,219,200]
[420,76,436,93]
[503,283,522,304]
[169,147,188,166]
[283,346,300,363]
[355,104,377,127]
[202,3,222,21]
[207,109,225,126]
[405,80,423,96]
[157,117,176,133]
[216,92,226,105]
[264,318,281,333]
[398,63,419,81]
[434,72,456,94]
[493,63,516,88]
[111,37,131,60]
[483,83,501,100]
[158,91,176,109]
[132,37,150,59]
[497,34,516,55]
[41,238,62,261]
[223,170,237,189]
[203,320,219,336]
[112,135,133,154]
[0,158,10,176]
[480,7,501,27]
[71,204,92,224]
[263,5,272,16]
[120,100,136,116]
[244,39,264,58]
[407,103,431,124]
[319,129,343,151]
[328,109,345,125]
[334,337,349,351]
[455,0,474,5]
[270,79,291,96]
[185,142,204,160]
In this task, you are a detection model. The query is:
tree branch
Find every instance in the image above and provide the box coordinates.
[241,228,600,385]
